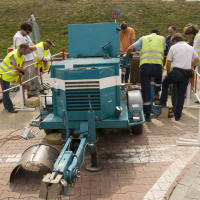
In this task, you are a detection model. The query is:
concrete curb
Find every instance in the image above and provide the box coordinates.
[167,151,200,200]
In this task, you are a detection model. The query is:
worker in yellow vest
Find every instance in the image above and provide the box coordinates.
[30,39,53,96]
[124,29,166,122]
[0,43,31,113]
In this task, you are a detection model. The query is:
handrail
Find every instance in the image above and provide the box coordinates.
[0,51,65,94]
[0,50,66,111]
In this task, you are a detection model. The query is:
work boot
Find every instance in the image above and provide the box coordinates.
[8,109,18,113]
[145,114,151,122]
[39,90,47,95]
[168,112,174,118]
[27,92,39,99]
[155,101,166,106]
[27,90,39,98]
[169,107,175,113]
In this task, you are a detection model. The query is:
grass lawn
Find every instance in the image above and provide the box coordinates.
[0,0,199,58]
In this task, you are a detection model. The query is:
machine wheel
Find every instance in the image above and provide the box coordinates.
[131,124,143,135]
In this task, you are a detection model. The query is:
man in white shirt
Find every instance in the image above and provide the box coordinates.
[13,22,37,101]
[156,33,199,121]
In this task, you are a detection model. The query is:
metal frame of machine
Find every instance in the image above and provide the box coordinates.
[11,22,145,199]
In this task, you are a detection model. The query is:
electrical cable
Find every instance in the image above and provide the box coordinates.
[0,129,22,147]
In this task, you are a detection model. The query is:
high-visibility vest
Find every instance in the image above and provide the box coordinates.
[34,42,49,68]
[195,33,200,61]
[139,33,164,67]
[0,49,24,82]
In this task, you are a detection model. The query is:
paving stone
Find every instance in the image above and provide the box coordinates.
[120,185,141,193]
[110,178,130,187]
[91,194,112,200]
[5,157,21,163]
[0,179,9,185]
[142,190,154,200]
[91,180,109,188]
[19,190,40,198]
[112,192,133,200]
[1,191,20,199]
[75,181,90,189]
[108,167,126,175]
[194,159,200,166]
[81,187,101,196]
[9,198,29,200]
[100,174,118,181]
[158,182,172,191]
[179,164,200,187]
[194,175,200,184]
[100,186,120,194]
[69,194,90,200]
[1,184,16,192]
[169,184,189,200]
[186,189,200,200]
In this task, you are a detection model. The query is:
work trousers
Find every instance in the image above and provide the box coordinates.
[30,68,43,91]
[171,83,177,109]
[0,79,14,111]
[140,64,162,115]
[125,67,130,83]
[22,60,35,86]
[160,69,189,119]
[125,54,133,83]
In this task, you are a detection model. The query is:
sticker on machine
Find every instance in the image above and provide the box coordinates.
[132,104,139,108]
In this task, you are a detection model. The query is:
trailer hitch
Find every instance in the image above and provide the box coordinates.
[40,173,63,200]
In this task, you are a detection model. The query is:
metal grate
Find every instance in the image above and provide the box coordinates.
[65,81,99,90]
[65,81,101,111]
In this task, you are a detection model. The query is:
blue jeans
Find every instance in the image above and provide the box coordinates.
[0,79,14,111]
[140,64,162,115]
[160,69,189,119]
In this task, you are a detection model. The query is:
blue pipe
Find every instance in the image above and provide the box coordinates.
[29,113,42,127]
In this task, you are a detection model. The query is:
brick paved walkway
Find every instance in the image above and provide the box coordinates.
[0,83,200,200]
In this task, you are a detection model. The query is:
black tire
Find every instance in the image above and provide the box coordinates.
[131,124,143,135]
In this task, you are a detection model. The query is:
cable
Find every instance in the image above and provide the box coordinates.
[0,129,22,147]
[73,154,81,170]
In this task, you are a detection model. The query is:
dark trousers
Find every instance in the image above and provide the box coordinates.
[140,64,162,115]
[0,79,14,111]
[160,69,189,119]
[125,67,130,83]
[171,83,177,109]
[122,53,133,83]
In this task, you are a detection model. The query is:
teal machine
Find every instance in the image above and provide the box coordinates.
[11,23,145,199]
